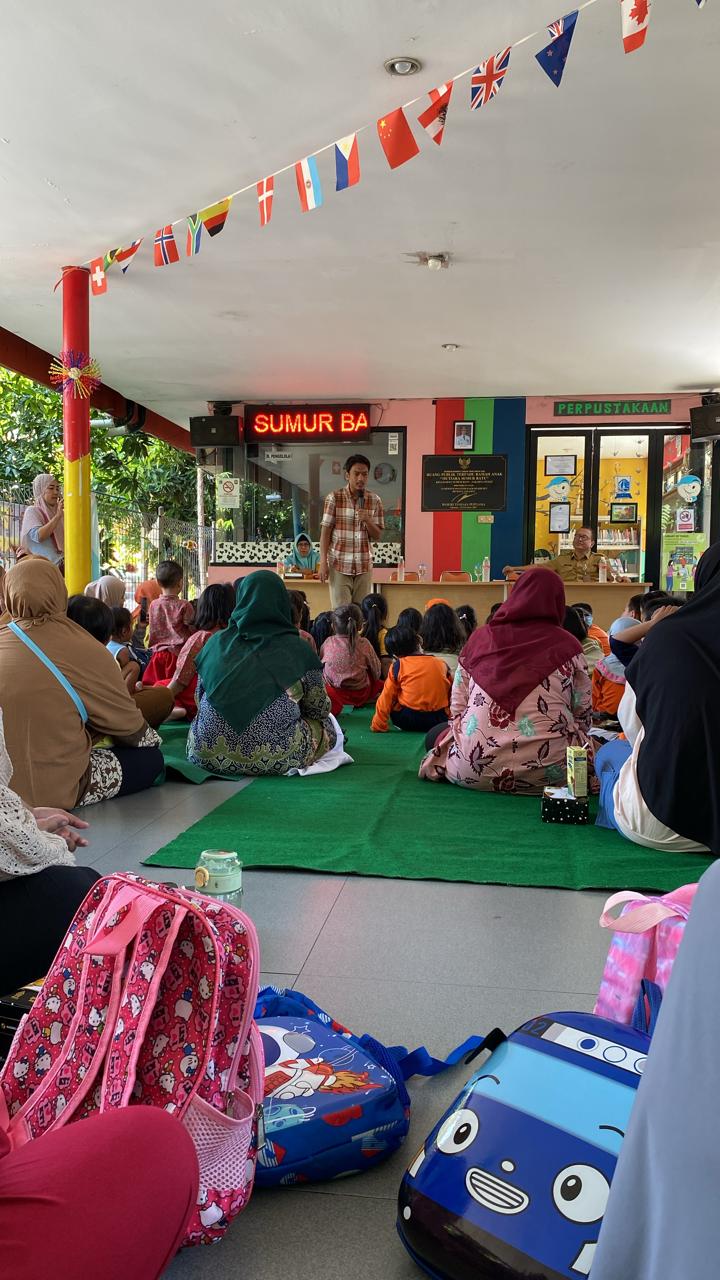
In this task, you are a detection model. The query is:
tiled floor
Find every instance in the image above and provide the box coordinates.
[81,777,611,1280]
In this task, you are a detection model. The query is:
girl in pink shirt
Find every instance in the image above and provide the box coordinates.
[320,604,383,718]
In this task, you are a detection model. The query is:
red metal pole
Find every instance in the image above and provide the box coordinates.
[60,266,92,592]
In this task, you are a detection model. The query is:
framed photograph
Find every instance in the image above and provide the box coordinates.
[545,454,577,477]
[453,420,474,451]
[609,501,638,524]
[549,501,571,534]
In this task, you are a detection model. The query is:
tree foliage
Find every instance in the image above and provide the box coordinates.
[0,367,205,521]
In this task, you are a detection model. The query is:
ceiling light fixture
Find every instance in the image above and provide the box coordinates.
[442,343,459,352]
[384,56,422,76]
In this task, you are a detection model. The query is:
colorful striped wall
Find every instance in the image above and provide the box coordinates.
[431,397,526,580]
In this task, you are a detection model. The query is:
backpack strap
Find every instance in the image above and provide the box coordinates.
[8,622,88,724]
[390,1028,507,1079]
[631,978,663,1035]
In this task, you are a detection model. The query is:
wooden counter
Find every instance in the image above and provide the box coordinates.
[380,580,506,619]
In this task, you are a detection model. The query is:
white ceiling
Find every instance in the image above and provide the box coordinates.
[1,0,719,430]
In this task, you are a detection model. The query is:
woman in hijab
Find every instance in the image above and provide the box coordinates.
[19,474,64,568]
[591,858,720,1279]
[420,568,595,794]
[188,569,337,776]
[595,540,720,852]
[284,532,319,573]
[0,560,164,808]
[84,575,126,608]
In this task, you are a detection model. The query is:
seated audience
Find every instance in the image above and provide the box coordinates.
[285,531,319,573]
[420,568,595,794]
[455,603,477,642]
[111,605,151,675]
[607,594,680,669]
[595,545,720,851]
[396,606,422,634]
[371,625,451,733]
[67,594,172,729]
[0,707,97,992]
[486,601,502,623]
[154,583,235,719]
[563,605,603,674]
[361,593,390,676]
[85,574,126,608]
[310,609,334,651]
[573,601,610,654]
[188,570,338,777]
[107,607,142,691]
[131,576,161,648]
[592,592,645,716]
[143,559,194,684]
[419,602,466,675]
[288,589,318,652]
[0,561,165,808]
[321,604,383,718]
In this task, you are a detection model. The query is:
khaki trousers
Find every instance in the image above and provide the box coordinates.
[328,566,373,610]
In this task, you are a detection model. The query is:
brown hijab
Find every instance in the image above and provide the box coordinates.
[0,560,147,808]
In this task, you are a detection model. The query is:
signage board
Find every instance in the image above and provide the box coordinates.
[244,404,371,442]
[215,477,241,509]
[554,399,671,417]
[421,454,507,512]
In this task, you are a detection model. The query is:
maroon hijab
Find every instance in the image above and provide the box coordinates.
[461,569,582,715]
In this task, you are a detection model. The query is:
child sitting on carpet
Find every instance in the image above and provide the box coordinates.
[419,602,466,675]
[396,606,422,635]
[311,610,333,651]
[143,560,195,686]
[455,604,477,642]
[361,593,390,676]
[150,583,233,720]
[371,625,451,733]
[593,595,679,717]
[320,604,383,718]
[107,607,143,691]
[66,595,172,728]
[288,589,318,652]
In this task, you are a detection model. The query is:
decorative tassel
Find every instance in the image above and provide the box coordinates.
[49,349,102,399]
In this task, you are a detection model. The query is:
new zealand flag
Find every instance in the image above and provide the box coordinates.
[535,11,579,87]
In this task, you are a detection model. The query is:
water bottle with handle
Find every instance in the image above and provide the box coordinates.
[194,850,244,907]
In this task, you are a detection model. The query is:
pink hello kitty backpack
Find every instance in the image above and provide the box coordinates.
[594,884,697,1025]
[0,873,263,1247]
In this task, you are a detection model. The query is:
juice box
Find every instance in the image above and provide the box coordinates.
[566,746,588,799]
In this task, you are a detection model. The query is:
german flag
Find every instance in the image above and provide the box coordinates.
[199,197,232,237]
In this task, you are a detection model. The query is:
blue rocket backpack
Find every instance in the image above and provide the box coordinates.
[253,986,490,1187]
[397,991,660,1280]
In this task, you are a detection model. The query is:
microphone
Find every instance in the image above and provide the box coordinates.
[357,491,365,509]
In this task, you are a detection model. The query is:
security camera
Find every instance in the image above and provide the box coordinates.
[208,401,234,416]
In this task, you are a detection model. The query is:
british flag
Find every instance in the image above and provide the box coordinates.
[548,18,565,37]
[470,47,511,110]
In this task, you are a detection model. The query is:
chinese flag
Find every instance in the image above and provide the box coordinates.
[377,108,420,170]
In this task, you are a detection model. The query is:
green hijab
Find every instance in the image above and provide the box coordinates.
[195,570,322,735]
[287,533,319,570]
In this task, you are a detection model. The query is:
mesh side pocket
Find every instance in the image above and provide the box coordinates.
[184,1090,254,1196]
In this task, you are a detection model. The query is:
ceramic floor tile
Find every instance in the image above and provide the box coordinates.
[302,878,610,995]
[80,778,247,865]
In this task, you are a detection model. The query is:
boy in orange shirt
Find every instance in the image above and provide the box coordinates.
[371,625,451,733]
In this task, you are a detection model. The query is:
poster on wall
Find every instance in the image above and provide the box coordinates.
[661,532,707,593]
[216,476,241,508]
[421,454,507,512]
[549,501,571,533]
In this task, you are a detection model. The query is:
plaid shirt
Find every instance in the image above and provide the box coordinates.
[321,486,384,575]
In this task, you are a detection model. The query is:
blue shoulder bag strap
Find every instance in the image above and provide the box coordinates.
[8,622,88,724]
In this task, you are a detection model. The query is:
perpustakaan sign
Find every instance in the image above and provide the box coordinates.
[554,399,671,417]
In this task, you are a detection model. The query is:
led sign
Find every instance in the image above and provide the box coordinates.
[244,404,372,442]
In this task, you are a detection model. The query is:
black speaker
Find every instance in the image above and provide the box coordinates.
[690,404,720,443]
[189,415,241,447]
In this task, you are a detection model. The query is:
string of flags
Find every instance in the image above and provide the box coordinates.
[86,0,708,296]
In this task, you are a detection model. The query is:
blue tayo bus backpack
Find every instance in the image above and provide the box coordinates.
[253,986,492,1187]
[397,996,659,1280]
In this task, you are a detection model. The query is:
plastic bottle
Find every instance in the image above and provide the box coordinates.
[276,558,284,577]
[482,556,491,583]
[397,556,405,583]
[598,557,608,584]
[194,850,244,907]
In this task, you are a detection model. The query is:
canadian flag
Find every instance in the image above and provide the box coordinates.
[257,177,274,228]
[90,257,107,296]
[620,0,651,53]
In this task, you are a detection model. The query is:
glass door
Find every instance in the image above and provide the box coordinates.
[659,432,713,593]
[529,433,592,564]
[594,432,649,583]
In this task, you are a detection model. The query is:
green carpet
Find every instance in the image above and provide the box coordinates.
[146,713,715,892]
[158,723,236,784]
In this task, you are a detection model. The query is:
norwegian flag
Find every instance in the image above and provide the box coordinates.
[154,225,180,267]
[621,0,652,52]
[257,177,274,227]
[470,48,511,110]
[417,81,454,146]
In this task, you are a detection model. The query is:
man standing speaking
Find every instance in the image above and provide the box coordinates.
[319,454,384,608]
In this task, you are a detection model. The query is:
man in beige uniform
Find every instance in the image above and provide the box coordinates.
[504,528,627,583]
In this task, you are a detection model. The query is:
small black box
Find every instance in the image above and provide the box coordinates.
[541,787,590,825]
[189,415,241,447]
[0,984,41,1066]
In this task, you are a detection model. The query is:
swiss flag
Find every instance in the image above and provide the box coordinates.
[90,257,107,296]
[377,108,420,170]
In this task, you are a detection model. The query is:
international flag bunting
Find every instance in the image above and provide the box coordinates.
[695,0,706,7]
[186,214,203,257]
[90,257,107,296]
[535,11,579,87]
[103,248,120,272]
[295,156,323,211]
[417,82,454,146]
[257,177,274,227]
[115,240,142,274]
[199,197,232,237]
[377,107,420,170]
[335,134,360,191]
[470,48,512,110]
[154,225,180,267]
[621,0,651,52]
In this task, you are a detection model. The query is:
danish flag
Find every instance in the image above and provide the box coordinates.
[470,48,511,110]
[257,177,274,228]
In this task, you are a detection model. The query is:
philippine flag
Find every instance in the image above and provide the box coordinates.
[334,134,360,191]
[295,156,323,212]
